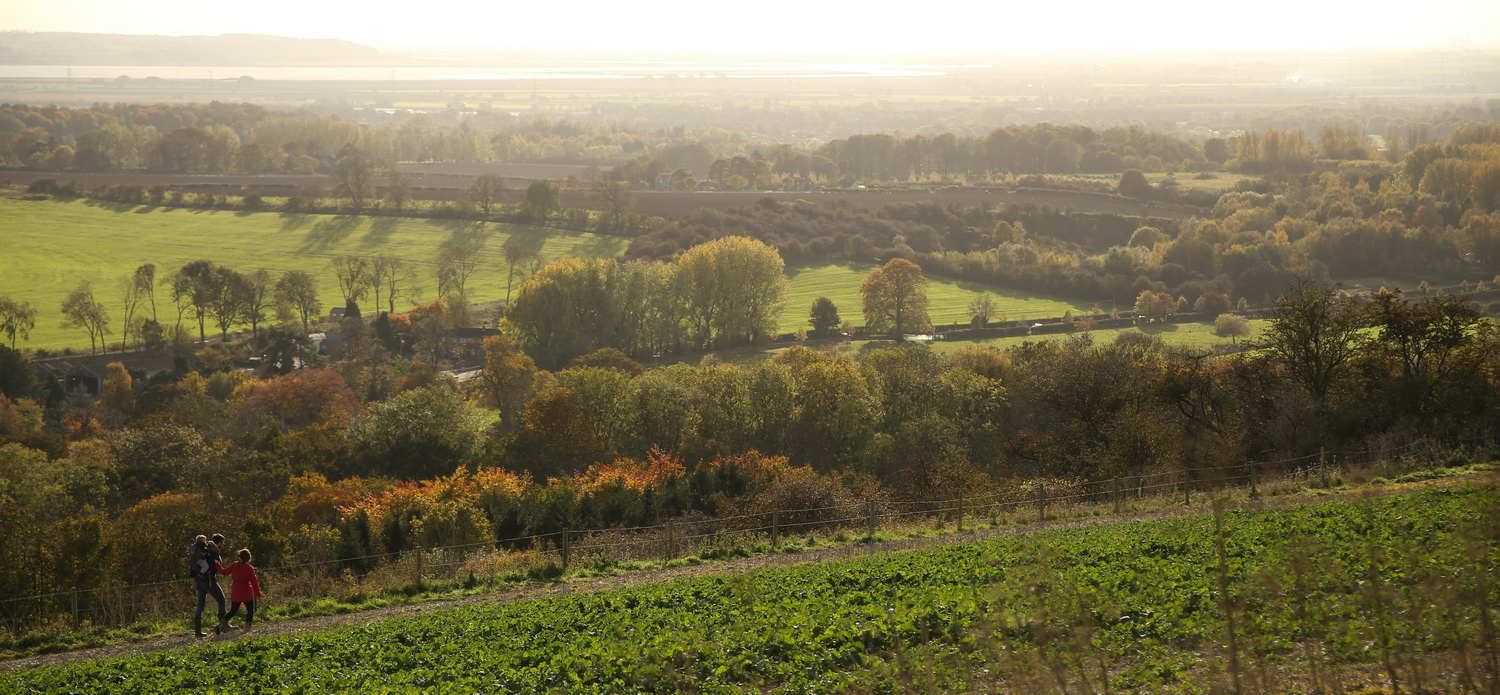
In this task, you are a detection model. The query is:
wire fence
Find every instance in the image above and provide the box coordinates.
[0,435,1489,636]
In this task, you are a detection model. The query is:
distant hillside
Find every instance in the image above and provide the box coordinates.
[0,32,397,66]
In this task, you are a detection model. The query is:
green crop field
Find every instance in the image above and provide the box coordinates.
[928,317,1270,354]
[731,317,1268,365]
[781,262,1114,333]
[6,485,1496,692]
[0,197,628,351]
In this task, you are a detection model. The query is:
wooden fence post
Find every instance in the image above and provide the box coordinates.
[957,491,964,532]
[866,498,876,538]
[771,509,780,547]
[414,545,423,588]
[71,588,79,628]
[1037,484,1046,524]
[561,529,571,571]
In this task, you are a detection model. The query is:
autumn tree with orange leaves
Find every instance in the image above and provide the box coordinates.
[481,334,538,433]
[244,368,362,429]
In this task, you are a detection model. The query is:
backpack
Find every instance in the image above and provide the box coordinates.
[187,541,206,580]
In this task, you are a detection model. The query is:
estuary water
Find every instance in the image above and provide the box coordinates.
[0,61,966,81]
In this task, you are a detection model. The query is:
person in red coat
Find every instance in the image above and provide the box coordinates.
[218,548,265,630]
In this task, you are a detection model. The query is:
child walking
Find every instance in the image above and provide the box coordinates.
[219,548,264,630]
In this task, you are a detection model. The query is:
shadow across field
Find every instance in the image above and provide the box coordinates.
[428,218,493,245]
[362,217,399,246]
[580,233,623,257]
[80,198,148,215]
[279,212,311,233]
[949,276,1089,306]
[440,222,494,250]
[784,261,870,283]
[1135,322,1181,334]
[504,226,550,256]
[299,215,361,251]
[422,218,624,259]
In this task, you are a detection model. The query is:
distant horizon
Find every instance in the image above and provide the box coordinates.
[5,0,1498,57]
[2,29,1497,65]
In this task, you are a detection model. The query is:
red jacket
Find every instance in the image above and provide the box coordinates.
[218,561,263,602]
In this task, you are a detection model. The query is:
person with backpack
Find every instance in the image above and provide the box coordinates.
[189,535,209,577]
[190,538,228,638]
[219,548,264,630]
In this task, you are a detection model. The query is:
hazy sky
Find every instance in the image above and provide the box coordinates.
[4,0,1498,55]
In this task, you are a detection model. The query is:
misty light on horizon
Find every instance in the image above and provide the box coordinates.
[5,0,1499,56]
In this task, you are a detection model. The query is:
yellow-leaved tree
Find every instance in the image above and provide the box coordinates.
[860,258,932,337]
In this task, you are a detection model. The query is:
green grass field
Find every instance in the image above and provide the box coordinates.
[781,262,1113,333]
[1,197,628,350]
[726,317,1269,365]
[929,316,1270,354]
[5,197,1134,353]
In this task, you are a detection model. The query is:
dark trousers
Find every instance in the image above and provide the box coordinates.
[194,579,226,622]
[225,600,255,625]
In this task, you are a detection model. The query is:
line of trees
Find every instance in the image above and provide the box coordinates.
[0,103,745,175]
[3,102,1213,184]
[19,234,515,356]
[814,124,1208,182]
[27,262,321,357]
[14,234,794,368]
[503,236,787,369]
